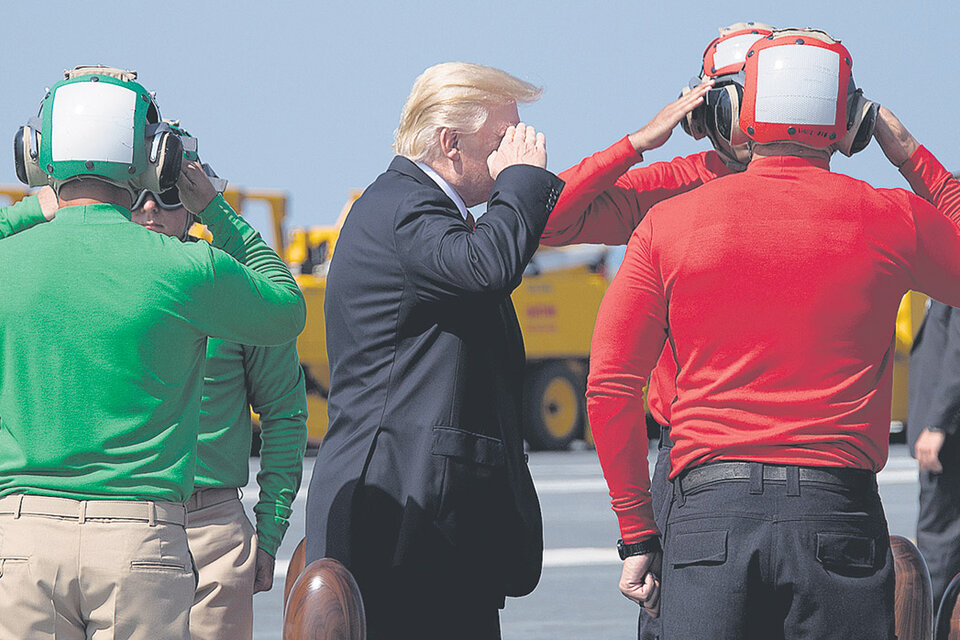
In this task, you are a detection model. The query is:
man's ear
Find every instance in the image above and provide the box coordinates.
[438,128,459,160]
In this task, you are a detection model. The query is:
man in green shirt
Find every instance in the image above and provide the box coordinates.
[132,159,307,639]
[0,68,304,640]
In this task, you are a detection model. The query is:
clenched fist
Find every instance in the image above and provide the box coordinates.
[487,123,547,180]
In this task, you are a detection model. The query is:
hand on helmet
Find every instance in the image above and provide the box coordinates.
[176,160,218,214]
[629,81,713,155]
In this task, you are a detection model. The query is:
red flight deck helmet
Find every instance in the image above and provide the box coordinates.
[739,28,878,156]
[680,22,774,169]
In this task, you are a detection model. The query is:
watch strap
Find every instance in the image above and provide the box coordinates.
[618,537,661,560]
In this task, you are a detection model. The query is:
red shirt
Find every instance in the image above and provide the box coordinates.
[587,146,960,541]
[546,136,733,423]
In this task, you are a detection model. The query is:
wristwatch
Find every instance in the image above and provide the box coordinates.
[617,537,661,560]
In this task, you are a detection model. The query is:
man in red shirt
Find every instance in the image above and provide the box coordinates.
[546,25,768,638]
[587,28,960,638]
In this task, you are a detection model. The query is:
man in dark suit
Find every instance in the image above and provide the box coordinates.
[305,62,563,639]
[908,299,960,609]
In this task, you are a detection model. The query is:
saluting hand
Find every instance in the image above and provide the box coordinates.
[487,123,547,180]
[177,160,218,215]
[628,81,714,155]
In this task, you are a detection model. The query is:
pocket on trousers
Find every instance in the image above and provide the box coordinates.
[130,560,188,572]
[671,530,728,568]
[0,557,29,579]
[816,532,876,575]
[430,427,510,556]
[431,427,506,467]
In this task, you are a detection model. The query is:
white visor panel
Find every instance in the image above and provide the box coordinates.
[755,45,840,125]
[713,33,766,70]
[51,82,137,163]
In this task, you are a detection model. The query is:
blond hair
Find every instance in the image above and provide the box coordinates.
[393,62,542,162]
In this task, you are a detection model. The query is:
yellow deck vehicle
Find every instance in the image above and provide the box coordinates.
[279,195,610,451]
[0,185,925,450]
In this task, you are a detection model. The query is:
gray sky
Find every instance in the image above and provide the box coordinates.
[2,1,958,236]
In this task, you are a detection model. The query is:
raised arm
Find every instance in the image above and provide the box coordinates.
[874,108,960,306]
[543,84,731,246]
[396,125,563,301]
[178,161,306,346]
[0,187,59,238]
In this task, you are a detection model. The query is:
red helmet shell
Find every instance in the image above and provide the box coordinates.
[740,34,853,148]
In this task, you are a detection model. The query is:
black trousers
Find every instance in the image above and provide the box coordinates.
[918,463,960,608]
[353,562,502,640]
[638,425,672,640]
[658,462,895,640]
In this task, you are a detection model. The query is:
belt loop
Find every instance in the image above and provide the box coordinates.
[13,495,23,519]
[676,473,686,507]
[78,501,86,524]
[749,462,764,495]
[148,502,156,527]
[787,466,801,496]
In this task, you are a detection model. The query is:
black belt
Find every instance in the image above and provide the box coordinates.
[677,461,875,494]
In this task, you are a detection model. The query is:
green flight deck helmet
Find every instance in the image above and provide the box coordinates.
[15,65,183,201]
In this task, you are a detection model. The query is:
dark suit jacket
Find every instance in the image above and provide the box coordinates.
[305,157,563,601]
[908,299,960,460]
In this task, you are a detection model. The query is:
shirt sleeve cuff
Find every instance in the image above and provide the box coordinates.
[615,502,660,543]
[900,145,950,203]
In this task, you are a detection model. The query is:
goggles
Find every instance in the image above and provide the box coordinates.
[131,162,226,211]
[133,187,183,211]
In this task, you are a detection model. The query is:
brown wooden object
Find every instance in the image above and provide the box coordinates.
[935,571,960,640]
[892,534,933,640]
[282,557,366,640]
[284,537,307,607]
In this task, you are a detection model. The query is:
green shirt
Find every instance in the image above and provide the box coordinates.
[0,195,45,238]
[0,195,305,503]
[198,338,307,556]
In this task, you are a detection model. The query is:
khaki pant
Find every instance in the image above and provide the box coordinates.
[0,494,194,640]
[185,488,257,640]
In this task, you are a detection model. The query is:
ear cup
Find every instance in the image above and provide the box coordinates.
[13,125,49,187]
[680,86,709,140]
[156,133,183,191]
[134,132,183,193]
[14,127,29,185]
[849,102,878,155]
[837,92,878,157]
[703,84,751,169]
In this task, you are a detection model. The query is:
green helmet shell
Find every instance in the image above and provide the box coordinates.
[37,72,158,183]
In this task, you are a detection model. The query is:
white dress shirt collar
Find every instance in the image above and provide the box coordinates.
[415,162,469,220]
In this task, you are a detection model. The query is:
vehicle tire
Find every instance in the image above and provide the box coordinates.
[523,361,585,451]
